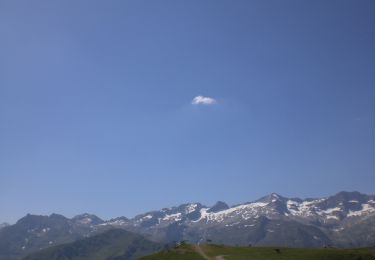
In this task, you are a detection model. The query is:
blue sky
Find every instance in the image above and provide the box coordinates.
[1,0,374,223]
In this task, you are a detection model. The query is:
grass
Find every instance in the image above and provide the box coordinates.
[203,244,375,260]
[141,243,375,260]
[141,243,206,260]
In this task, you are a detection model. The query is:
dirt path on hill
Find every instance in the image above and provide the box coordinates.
[193,245,227,260]
[193,245,211,260]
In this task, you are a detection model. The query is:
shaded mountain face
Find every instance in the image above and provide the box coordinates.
[23,229,162,260]
[0,223,9,230]
[0,213,105,260]
[1,191,375,259]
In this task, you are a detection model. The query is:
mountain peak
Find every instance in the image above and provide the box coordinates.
[107,216,129,222]
[207,201,229,213]
[49,213,68,220]
[271,192,282,198]
[256,193,286,203]
[72,213,104,225]
[16,214,47,225]
[333,191,364,199]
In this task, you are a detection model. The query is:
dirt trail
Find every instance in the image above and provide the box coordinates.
[193,245,211,259]
[194,245,214,260]
[193,245,226,260]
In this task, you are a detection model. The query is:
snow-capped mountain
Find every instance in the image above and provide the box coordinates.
[99,191,375,236]
[95,191,375,248]
[1,191,375,259]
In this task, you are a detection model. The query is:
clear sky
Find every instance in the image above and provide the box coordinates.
[1,0,374,224]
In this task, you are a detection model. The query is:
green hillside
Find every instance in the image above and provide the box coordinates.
[23,229,162,260]
[141,243,205,260]
[142,243,375,260]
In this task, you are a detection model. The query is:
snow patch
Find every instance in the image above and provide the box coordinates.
[42,228,50,233]
[186,204,198,214]
[79,218,92,224]
[326,215,339,220]
[348,204,375,217]
[321,207,342,214]
[195,202,270,223]
[163,213,182,222]
[225,222,240,227]
[287,198,327,217]
[100,219,128,226]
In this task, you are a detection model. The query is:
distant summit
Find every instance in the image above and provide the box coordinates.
[207,201,229,213]
[72,213,104,225]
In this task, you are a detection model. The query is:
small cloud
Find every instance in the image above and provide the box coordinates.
[191,95,217,105]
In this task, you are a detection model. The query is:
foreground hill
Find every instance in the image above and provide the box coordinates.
[2,191,375,259]
[142,243,375,260]
[23,229,162,260]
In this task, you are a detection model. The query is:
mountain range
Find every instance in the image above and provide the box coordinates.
[1,191,375,259]
[23,229,162,260]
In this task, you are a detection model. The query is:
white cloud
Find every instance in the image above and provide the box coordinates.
[191,95,217,105]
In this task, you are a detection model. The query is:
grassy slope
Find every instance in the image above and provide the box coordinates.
[142,244,375,260]
[141,244,205,260]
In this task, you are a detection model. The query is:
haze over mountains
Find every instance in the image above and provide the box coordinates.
[1,191,375,259]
